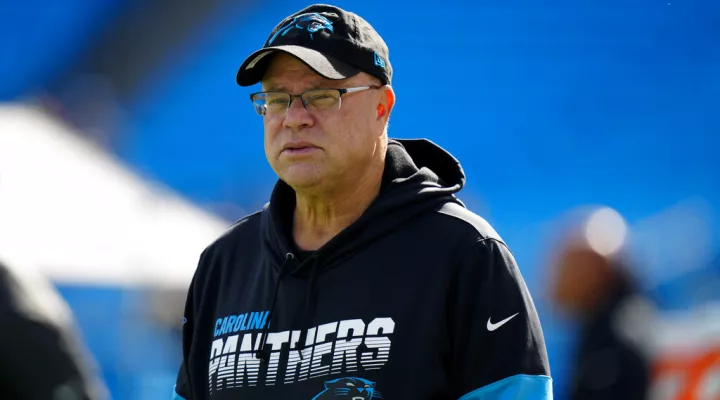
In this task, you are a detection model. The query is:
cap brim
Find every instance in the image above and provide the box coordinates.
[236,45,361,87]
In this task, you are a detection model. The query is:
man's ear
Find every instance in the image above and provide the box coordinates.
[378,86,395,120]
[384,86,395,113]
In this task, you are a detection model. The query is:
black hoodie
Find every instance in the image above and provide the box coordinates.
[174,139,552,400]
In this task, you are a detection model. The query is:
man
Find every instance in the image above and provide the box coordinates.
[0,259,108,400]
[174,4,551,399]
[549,210,651,400]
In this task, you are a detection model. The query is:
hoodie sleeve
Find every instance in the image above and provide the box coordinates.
[173,245,212,400]
[173,277,195,400]
[449,238,552,400]
[173,362,190,400]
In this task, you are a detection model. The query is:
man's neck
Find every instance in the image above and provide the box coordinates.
[292,164,384,251]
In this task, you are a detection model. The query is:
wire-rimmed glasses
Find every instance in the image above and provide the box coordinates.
[250,86,381,117]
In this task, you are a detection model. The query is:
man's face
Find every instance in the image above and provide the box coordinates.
[551,245,611,317]
[260,53,387,192]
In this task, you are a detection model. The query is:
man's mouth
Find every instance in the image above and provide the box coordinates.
[282,142,319,155]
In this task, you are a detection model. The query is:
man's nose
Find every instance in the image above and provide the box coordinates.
[283,98,313,131]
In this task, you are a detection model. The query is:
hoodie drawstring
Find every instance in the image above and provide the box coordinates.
[296,257,319,359]
[256,252,294,364]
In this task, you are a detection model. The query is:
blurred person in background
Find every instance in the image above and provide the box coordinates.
[174,3,551,399]
[549,207,653,400]
[0,259,108,400]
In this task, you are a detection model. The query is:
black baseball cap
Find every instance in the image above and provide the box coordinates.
[235,4,392,87]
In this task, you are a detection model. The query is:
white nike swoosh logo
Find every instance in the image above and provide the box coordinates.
[487,312,519,331]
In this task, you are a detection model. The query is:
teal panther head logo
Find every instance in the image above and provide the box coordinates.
[268,13,334,45]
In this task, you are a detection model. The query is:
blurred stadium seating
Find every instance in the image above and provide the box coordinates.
[1,0,718,398]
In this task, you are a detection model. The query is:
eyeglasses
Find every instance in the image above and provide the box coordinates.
[249,86,381,117]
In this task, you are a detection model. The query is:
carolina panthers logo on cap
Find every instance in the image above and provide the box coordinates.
[268,13,334,45]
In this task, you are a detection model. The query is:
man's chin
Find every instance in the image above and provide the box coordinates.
[279,171,325,192]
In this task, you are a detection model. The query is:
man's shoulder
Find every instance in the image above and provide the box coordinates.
[431,201,503,244]
[204,208,265,253]
[190,208,266,282]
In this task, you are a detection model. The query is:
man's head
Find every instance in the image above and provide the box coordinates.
[548,207,635,318]
[236,4,395,193]
[236,4,392,88]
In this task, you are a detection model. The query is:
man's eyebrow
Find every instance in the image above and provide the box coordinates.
[261,82,287,92]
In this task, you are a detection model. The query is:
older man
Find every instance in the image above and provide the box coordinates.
[174,4,551,399]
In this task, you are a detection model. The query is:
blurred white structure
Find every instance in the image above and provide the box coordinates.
[0,104,229,288]
[584,206,629,257]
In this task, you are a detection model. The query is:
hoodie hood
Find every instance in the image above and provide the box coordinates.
[254,138,467,362]
[260,138,466,275]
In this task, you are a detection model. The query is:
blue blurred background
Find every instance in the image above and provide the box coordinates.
[1,0,718,398]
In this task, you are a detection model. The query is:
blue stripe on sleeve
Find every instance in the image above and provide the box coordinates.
[459,374,553,400]
[172,385,187,400]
